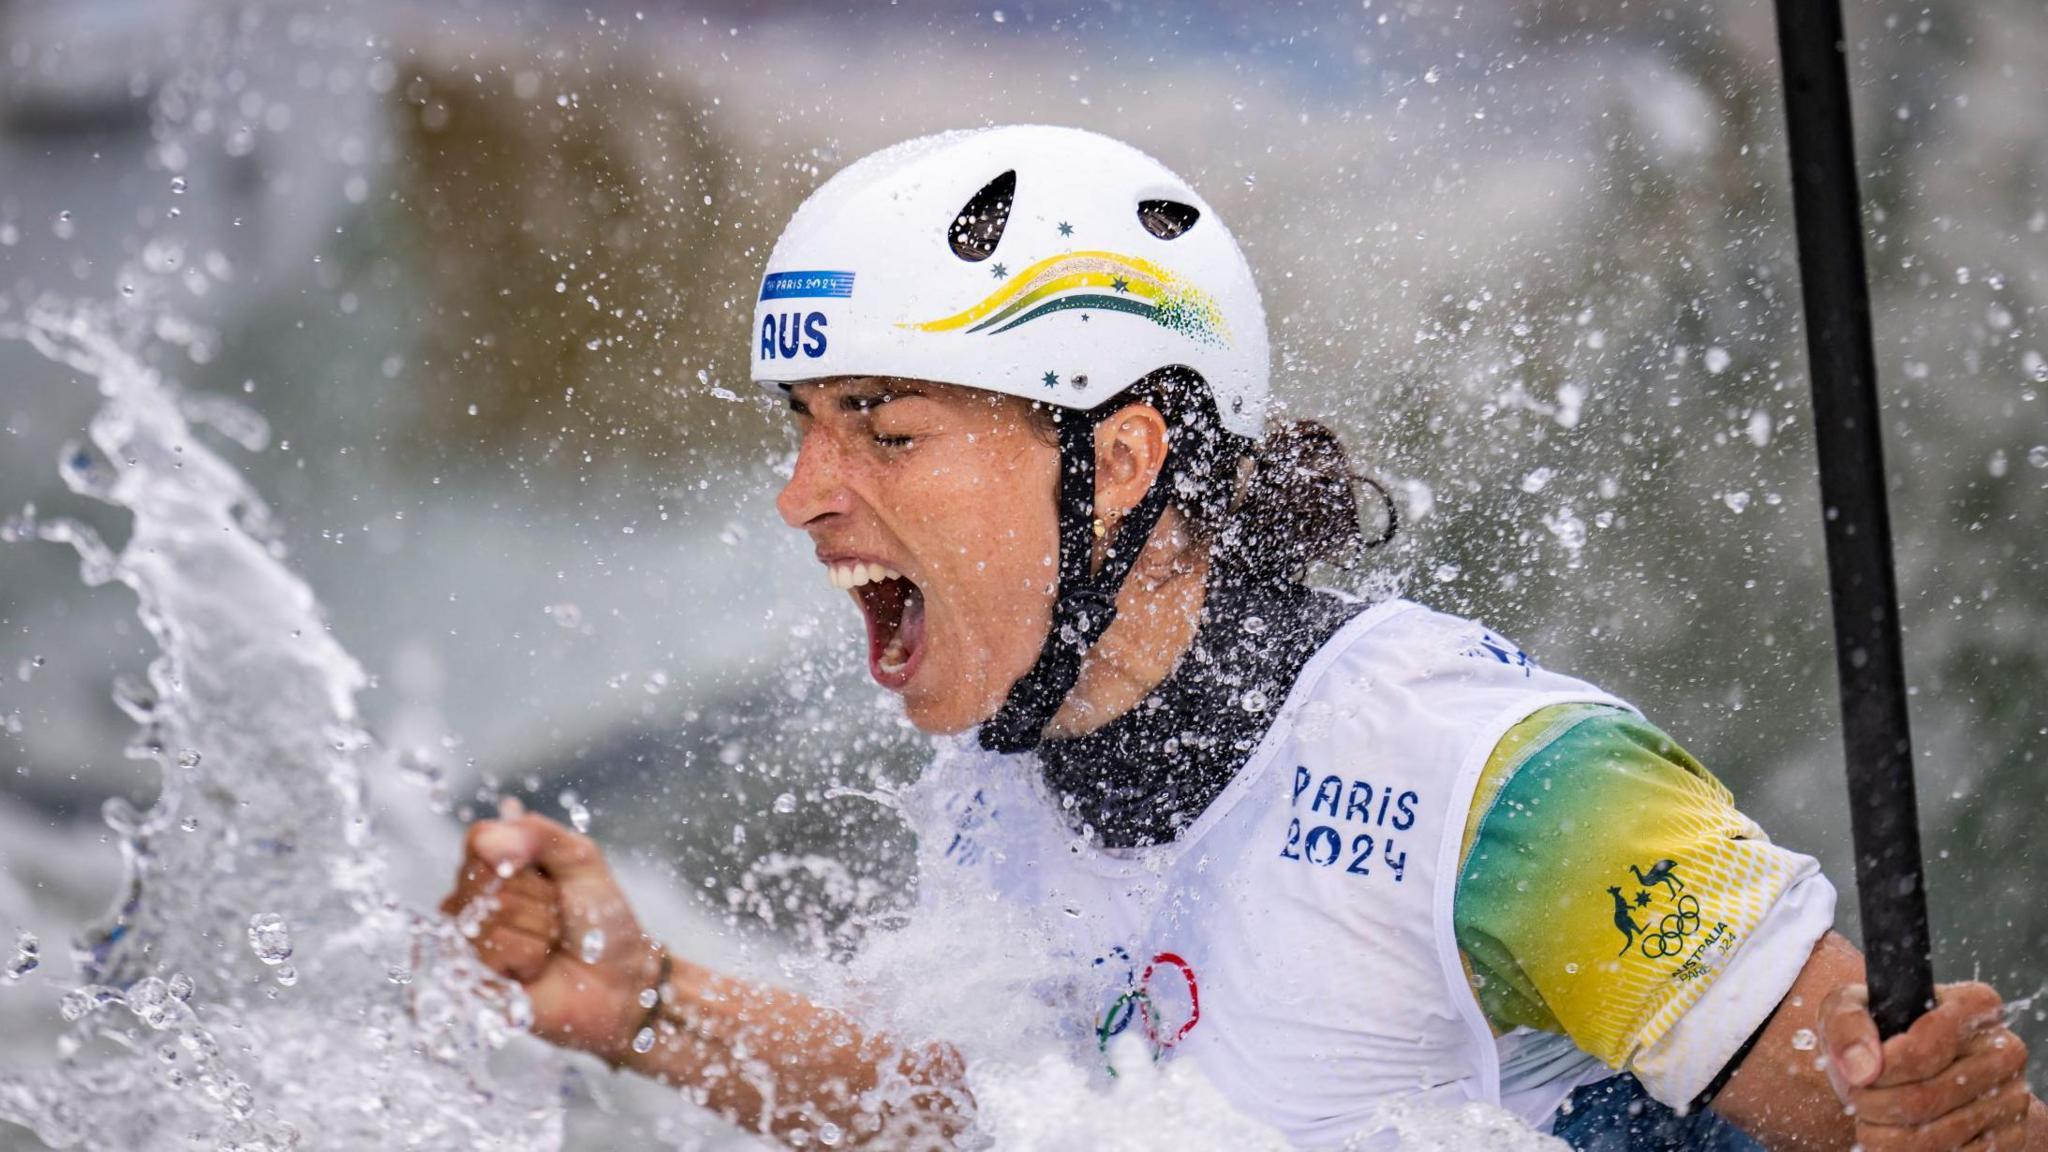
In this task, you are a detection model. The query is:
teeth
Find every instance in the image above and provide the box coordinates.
[827,561,905,590]
[878,639,909,673]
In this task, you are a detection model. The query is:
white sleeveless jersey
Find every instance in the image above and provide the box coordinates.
[901,598,1635,1147]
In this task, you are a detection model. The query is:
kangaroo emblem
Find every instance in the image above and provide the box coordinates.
[1630,859,1685,899]
[1607,886,1646,956]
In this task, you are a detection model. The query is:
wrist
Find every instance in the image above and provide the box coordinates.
[614,951,716,1074]
[595,938,670,1067]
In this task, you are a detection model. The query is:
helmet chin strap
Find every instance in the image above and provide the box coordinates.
[979,409,1177,754]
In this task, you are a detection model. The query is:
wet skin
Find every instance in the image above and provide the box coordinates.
[775,375,1198,737]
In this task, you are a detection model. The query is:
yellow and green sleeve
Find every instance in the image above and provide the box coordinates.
[1454,704,1822,1085]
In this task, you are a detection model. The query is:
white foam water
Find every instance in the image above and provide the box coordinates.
[0,299,563,1150]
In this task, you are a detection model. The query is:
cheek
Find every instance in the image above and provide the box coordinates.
[955,460,1058,597]
[904,444,1059,629]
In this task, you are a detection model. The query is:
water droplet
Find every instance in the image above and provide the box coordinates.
[1543,508,1588,557]
[580,929,605,965]
[1433,563,1462,584]
[1704,346,1732,375]
[127,976,182,1030]
[6,930,39,979]
[772,792,797,815]
[507,992,535,1032]
[1242,615,1267,636]
[2028,446,2048,469]
[225,1082,255,1120]
[1423,65,1442,84]
[59,989,95,1021]
[385,965,412,986]
[818,1122,844,1147]
[169,177,186,195]
[1746,410,1772,447]
[1988,450,2009,478]
[1241,689,1269,714]
[1519,467,1554,494]
[275,964,298,987]
[247,913,292,965]
[631,1026,656,1054]
[1791,1028,1818,1051]
[1723,491,1751,514]
[638,987,659,1010]
[567,798,591,833]
[166,973,193,1001]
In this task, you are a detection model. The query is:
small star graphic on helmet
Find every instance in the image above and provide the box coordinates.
[1110,276,1130,293]
[1057,221,1074,237]
[1041,370,1059,388]
[991,262,1008,279]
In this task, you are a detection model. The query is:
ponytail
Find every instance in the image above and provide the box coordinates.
[1055,368,1398,586]
[1215,420,1396,584]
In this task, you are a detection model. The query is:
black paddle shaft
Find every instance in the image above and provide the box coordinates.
[1771,0,1936,1037]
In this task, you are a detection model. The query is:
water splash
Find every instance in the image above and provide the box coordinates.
[0,299,562,1150]
[784,775,1572,1151]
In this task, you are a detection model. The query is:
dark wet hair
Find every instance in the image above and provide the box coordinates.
[1039,366,1396,585]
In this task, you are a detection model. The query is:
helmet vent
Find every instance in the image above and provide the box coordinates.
[1137,199,1200,240]
[948,170,1016,262]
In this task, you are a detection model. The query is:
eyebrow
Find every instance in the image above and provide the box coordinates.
[787,383,930,417]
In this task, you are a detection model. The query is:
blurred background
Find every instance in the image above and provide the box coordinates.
[0,0,2042,1145]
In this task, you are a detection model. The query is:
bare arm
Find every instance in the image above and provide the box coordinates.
[1714,931,2045,1151]
[441,806,969,1149]
[618,948,967,1147]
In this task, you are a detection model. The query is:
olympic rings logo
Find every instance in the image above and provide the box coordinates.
[1095,951,1201,1057]
[1639,894,1702,959]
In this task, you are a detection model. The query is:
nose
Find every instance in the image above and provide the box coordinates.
[776,425,854,531]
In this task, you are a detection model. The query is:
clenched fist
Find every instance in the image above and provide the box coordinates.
[440,799,664,1063]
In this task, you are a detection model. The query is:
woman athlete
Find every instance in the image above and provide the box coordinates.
[443,126,2041,1151]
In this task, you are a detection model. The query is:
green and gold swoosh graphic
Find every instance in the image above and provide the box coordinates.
[905,250,1229,346]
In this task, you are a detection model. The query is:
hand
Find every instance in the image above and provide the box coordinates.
[1820,981,2037,1151]
[440,799,664,1063]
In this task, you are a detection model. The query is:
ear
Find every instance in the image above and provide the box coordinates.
[1093,402,1171,521]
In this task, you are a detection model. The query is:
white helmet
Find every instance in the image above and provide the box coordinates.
[750,124,1270,439]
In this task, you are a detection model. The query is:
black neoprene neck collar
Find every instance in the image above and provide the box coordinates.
[1035,563,1365,849]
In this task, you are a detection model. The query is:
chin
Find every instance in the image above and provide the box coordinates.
[900,691,983,736]
[898,663,1009,736]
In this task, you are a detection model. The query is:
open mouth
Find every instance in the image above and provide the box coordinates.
[830,561,927,690]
